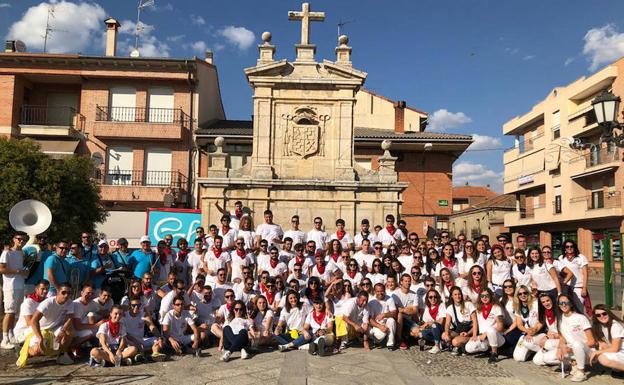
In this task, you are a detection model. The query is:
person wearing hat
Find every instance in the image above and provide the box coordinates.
[354,219,378,252]
[90,240,118,292]
[112,238,131,269]
[128,236,156,280]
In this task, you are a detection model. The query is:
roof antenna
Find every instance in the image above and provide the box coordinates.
[42,5,68,53]
[133,0,155,57]
[337,19,353,37]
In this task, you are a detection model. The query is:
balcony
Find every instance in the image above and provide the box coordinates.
[570,147,619,180]
[19,105,81,137]
[93,106,189,141]
[96,169,188,204]
[568,191,622,219]
[520,203,543,219]
[585,148,618,168]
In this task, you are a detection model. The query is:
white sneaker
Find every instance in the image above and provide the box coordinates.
[220,350,231,362]
[429,345,441,354]
[56,352,74,365]
[278,344,289,352]
[1,340,15,350]
[8,334,17,344]
[570,370,587,382]
[241,348,249,360]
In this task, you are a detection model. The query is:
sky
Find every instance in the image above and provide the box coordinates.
[3,0,624,192]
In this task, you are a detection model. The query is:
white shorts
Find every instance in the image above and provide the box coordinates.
[3,289,24,314]
[27,326,64,348]
[603,351,624,364]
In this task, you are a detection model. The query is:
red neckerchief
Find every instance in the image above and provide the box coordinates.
[317,263,326,274]
[312,310,326,325]
[296,255,304,265]
[442,258,455,268]
[177,249,188,261]
[221,226,230,235]
[234,209,243,219]
[266,290,275,305]
[428,303,440,320]
[260,282,267,293]
[269,258,279,269]
[471,280,482,293]
[386,226,397,236]
[331,252,339,262]
[142,284,153,297]
[27,293,45,303]
[236,249,246,259]
[213,247,222,258]
[481,303,493,319]
[159,252,167,265]
[226,303,232,312]
[336,230,346,240]
[108,320,120,338]
[444,281,453,289]
[545,308,555,325]
[347,270,356,279]
[565,253,575,260]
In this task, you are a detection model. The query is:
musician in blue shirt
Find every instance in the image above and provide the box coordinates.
[22,234,53,292]
[128,236,155,279]
[90,240,118,290]
[112,237,132,269]
[43,241,71,295]
[80,232,97,262]
[66,241,92,288]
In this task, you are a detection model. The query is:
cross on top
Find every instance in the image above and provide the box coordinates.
[288,3,325,45]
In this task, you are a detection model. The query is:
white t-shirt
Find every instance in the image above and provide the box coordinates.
[36,296,74,330]
[434,260,460,279]
[342,297,369,324]
[305,311,334,333]
[559,312,591,344]
[256,223,284,246]
[458,256,482,276]
[306,229,329,251]
[72,298,96,323]
[529,263,557,291]
[367,295,396,325]
[490,259,512,286]
[353,232,378,249]
[263,261,288,278]
[123,311,146,340]
[476,304,503,333]
[288,256,314,274]
[191,292,218,324]
[447,301,475,325]
[279,305,309,331]
[0,249,25,290]
[224,316,252,335]
[422,303,447,323]
[601,321,624,353]
[218,227,238,248]
[14,297,40,336]
[187,250,204,283]
[284,230,306,247]
[377,227,405,246]
[205,249,231,280]
[237,230,256,250]
[398,255,415,272]
[353,252,377,271]
[558,255,589,288]
[159,291,190,321]
[162,310,194,339]
[310,265,332,283]
[367,273,387,286]
[253,309,274,333]
[230,251,254,282]
[91,298,113,322]
[97,321,126,346]
[392,288,418,309]
[329,232,353,249]
[515,301,540,329]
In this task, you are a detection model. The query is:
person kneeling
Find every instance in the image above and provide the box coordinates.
[162,296,200,356]
[343,291,371,350]
[305,298,335,356]
[89,305,138,367]
[123,297,165,362]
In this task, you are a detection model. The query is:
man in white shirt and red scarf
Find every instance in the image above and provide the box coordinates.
[377,214,406,249]
[329,219,353,251]
[218,215,238,250]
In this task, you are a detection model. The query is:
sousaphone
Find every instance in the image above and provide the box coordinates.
[9,200,52,279]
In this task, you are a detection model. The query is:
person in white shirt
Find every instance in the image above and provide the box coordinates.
[286,263,308,288]
[237,216,257,252]
[329,218,353,251]
[212,268,233,304]
[124,297,164,361]
[559,241,589,315]
[465,288,505,363]
[214,200,246,230]
[343,291,371,350]
[589,304,624,373]
[191,284,219,336]
[511,286,543,362]
[310,252,331,286]
[204,236,231,285]
[344,259,363,288]
[353,219,378,251]
[397,243,414,273]
[435,244,460,280]
[159,280,189,322]
[13,279,49,344]
[229,237,254,284]
[279,237,295,263]
[187,239,206,285]
[274,290,311,352]
[367,283,397,349]
[353,239,376,275]
[307,217,330,251]
[304,297,335,356]
[235,277,258,305]
[262,247,288,280]
[88,305,138,366]
[443,286,478,356]
[205,225,219,250]
[393,273,419,350]
[511,251,531,288]
[218,215,238,250]
[0,231,28,349]
[284,215,306,247]
[255,209,283,247]
[288,243,313,276]
[530,293,561,368]
[220,300,252,362]
[486,244,512,297]
[377,214,406,248]
[527,247,562,302]
[248,295,274,348]
[162,297,201,356]
[415,289,446,353]
[367,258,386,287]
[71,283,102,348]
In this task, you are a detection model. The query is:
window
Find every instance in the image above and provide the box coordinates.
[148,87,174,123]
[554,185,562,214]
[552,111,560,139]
[145,148,172,186]
[109,87,136,122]
[590,190,604,209]
[106,147,133,185]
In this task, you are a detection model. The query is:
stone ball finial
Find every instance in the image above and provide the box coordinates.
[381,140,392,151]
[214,136,225,153]
[338,34,349,45]
[262,31,272,43]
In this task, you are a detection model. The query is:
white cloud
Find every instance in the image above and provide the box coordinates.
[218,26,255,50]
[468,134,502,151]
[167,34,185,43]
[185,40,207,54]
[190,15,206,26]
[0,3,11,8]
[213,43,225,52]
[154,2,174,12]
[5,1,105,53]
[583,24,624,70]
[522,55,535,61]
[427,109,472,132]
[453,161,503,192]
[117,19,170,57]
[564,57,575,66]
[505,47,519,55]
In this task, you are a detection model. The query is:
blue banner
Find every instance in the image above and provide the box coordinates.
[146,208,202,246]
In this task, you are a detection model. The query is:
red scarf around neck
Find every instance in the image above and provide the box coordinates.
[27,293,45,303]
[444,281,453,289]
[269,258,279,269]
[108,320,121,338]
[312,310,326,326]
[545,308,556,325]
[259,282,267,293]
[266,290,275,305]
[347,270,356,279]
[386,226,397,236]
[316,263,326,274]
[159,252,167,265]
[481,303,493,319]
[177,249,188,261]
[442,258,455,268]
[336,230,346,240]
[331,252,339,262]
[213,247,222,258]
[471,280,482,293]
[295,255,304,265]
[142,284,153,297]
[428,303,440,320]
[226,302,232,312]
[234,209,243,219]
[236,249,246,259]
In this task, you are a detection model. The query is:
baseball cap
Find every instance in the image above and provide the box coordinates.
[361,219,370,225]
[140,235,151,243]
[97,239,108,247]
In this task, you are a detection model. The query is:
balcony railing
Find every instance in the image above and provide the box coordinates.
[570,191,621,211]
[21,105,76,127]
[97,169,187,188]
[520,131,545,153]
[585,148,618,168]
[95,106,188,126]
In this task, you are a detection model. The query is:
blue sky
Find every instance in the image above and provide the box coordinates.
[3,0,624,192]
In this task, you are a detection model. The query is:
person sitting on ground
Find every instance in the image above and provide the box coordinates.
[465,288,505,364]
[415,289,446,354]
[367,283,397,350]
[13,279,49,347]
[274,289,311,352]
[442,286,477,356]
[304,297,335,356]
[71,283,103,355]
[123,297,165,362]
[220,300,252,362]
[248,295,274,348]
[343,290,371,351]
[162,296,201,356]
[589,304,624,375]
[393,273,419,350]
[89,305,138,367]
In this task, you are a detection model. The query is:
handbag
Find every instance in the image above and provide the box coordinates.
[451,303,472,333]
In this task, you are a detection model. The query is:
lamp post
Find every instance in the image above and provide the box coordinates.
[591,90,624,147]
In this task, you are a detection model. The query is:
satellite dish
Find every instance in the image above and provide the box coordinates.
[14,40,27,52]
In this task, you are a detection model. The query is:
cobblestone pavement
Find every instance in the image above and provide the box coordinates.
[0,345,621,385]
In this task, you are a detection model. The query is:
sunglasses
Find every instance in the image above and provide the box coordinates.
[348,264,357,267]
[427,296,438,299]
[542,251,552,254]
[234,307,243,311]
[425,283,435,287]
[58,247,68,251]
[472,272,482,275]
[225,295,234,299]
[314,221,322,225]
[294,269,302,272]
[595,311,608,318]
[361,283,371,286]
[480,294,490,299]
[130,304,141,308]
[265,285,274,288]
[173,303,183,306]
[374,247,382,250]
[558,301,571,306]
[59,291,70,295]
[504,285,514,289]
[565,245,574,248]
[518,292,528,296]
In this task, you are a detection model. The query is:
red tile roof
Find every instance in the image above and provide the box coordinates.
[452,186,497,200]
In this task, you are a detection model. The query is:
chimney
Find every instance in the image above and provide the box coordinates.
[104,18,120,56]
[394,100,406,133]
[205,49,213,64]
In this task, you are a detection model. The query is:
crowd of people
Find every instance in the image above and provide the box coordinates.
[0,202,622,382]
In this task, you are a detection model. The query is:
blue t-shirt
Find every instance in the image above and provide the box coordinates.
[90,253,118,289]
[112,250,132,269]
[23,246,53,285]
[128,249,154,279]
[43,253,70,292]
[65,255,92,287]
[81,244,97,262]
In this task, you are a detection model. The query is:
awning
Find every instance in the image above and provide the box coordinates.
[571,165,618,180]
[33,139,79,158]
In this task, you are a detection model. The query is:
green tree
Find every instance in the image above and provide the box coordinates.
[0,138,107,245]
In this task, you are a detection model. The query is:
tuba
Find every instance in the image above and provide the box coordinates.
[9,200,52,280]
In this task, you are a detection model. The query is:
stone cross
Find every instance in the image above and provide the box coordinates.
[288,3,325,45]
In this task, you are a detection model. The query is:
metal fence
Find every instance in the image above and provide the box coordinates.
[95,106,188,125]
[21,105,76,127]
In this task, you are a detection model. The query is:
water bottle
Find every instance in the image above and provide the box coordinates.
[115,354,122,367]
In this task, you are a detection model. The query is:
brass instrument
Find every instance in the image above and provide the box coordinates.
[9,200,52,280]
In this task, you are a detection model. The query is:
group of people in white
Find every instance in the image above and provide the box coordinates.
[0,201,622,382]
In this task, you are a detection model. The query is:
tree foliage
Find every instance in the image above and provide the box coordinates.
[0,138,107,245]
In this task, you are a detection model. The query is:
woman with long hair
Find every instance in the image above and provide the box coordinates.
[436,244,459,280]
[274,290,311,352]
[511,250,531,288]
[527,247,561,302]
[589,304,624,373]
[359,277,373,295]
[532,293,561,367]
[425,248,440,276]
[327,240,344,268]
[438,267,456,301]
[367,259,387,286]
[511,285,542,361]
[390,259,404,281]
[442,286,477,356]
[120,278,147,313]
[416,289,446,354]
[237,216,256,252]
[304,298,335,357]
[303,276,324,304]
[248,295,274,348]
[458,240,480,282]
[344,258,363,288]
[221,300,252,362]
[559,240,589,315]
[382,255,394,276]
[462,265,487,305]
[465,288,505,363]
[475,239,490,265]
[486,244,512,297]
[500,279,517,331]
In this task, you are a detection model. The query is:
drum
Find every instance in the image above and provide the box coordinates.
[102,269,132,304]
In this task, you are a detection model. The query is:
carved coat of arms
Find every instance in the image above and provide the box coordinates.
[283,106,329,158]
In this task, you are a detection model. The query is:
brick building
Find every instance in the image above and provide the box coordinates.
[0,19,225,245]
[449,194,515,241]
[452,185,497,213]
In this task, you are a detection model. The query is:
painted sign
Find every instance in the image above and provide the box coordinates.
[145,208,202,246]
[438,199,448,207]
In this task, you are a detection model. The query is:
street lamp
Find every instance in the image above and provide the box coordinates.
[591,90,624,147]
